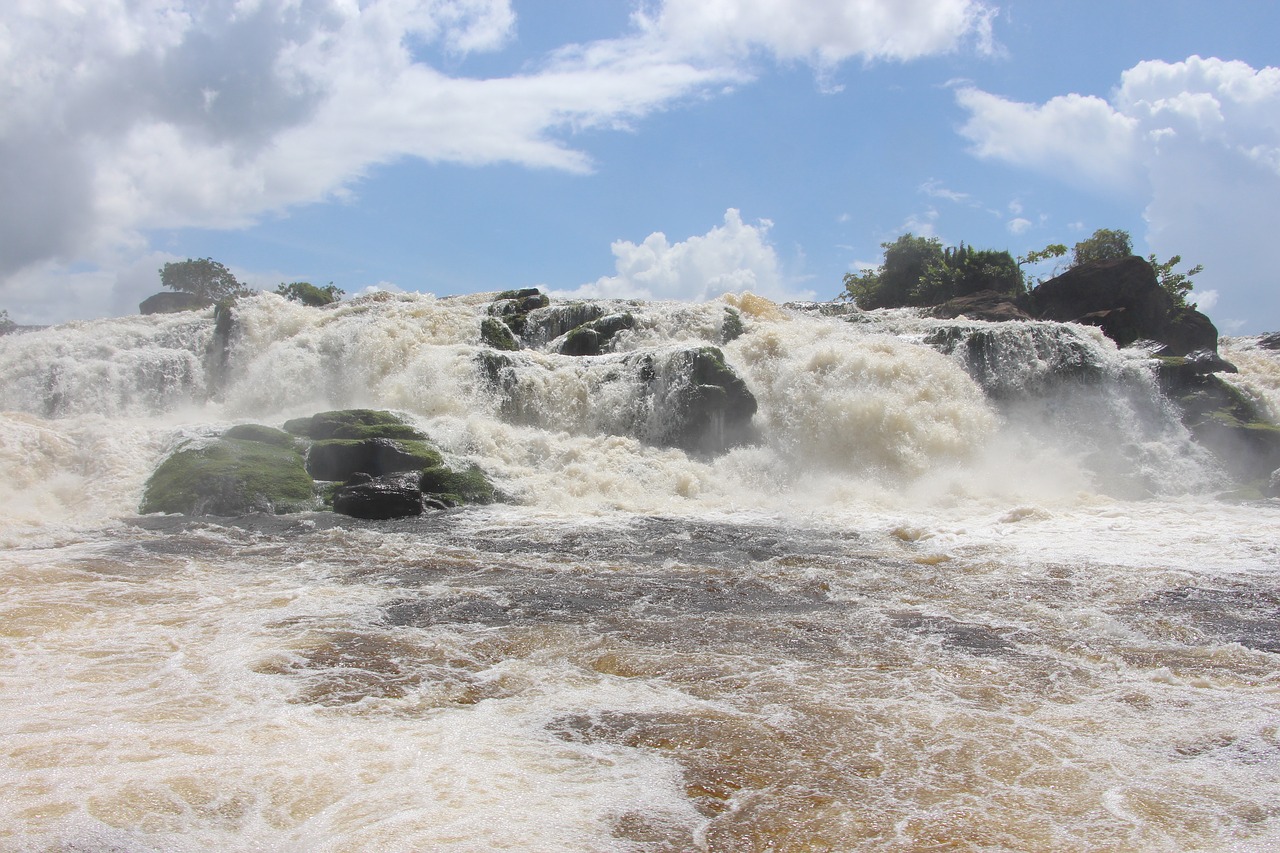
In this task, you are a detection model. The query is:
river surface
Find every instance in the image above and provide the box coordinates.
[1,293,1278,851]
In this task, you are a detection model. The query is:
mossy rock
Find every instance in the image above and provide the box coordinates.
[720,307,745,343]
[283,409,426,441]
[421,463,496,506]
[140,438,314,516]
[307,438,444,481]
[222,423,297,448]
[480,317,519,351]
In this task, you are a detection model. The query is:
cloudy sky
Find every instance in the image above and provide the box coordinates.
[2,0,1278,333]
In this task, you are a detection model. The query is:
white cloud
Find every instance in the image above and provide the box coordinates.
[638,0,994,67]
[956,56,1280,331]
[561,208,808,303]
[0,0,994,322]
[1006,217,1031,234]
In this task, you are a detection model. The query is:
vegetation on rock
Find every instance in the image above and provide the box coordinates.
[284,409,426,441]
[0,309,15,335]
[275,281,344,306]
[841,234,1022,309]
[159,258,251,304]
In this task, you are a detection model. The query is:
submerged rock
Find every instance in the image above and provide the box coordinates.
[480,317,519,351]
[557,312,635,356]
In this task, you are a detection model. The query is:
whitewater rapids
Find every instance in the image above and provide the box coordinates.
[1,291,1277,851]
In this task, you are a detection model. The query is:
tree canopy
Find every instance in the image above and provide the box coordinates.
[1070,228,1133,267]
[841,234,1023,309]
[275,281,344,307]
[159,258,250,303]
[0,309,15,335]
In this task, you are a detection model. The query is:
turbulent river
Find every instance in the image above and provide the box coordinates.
[1,292,1278,852]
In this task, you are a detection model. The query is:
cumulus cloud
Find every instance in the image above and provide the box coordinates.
[0,0,992,321]
[639,0,993,67]
[561,209,807,302]
[956,56,1280,330]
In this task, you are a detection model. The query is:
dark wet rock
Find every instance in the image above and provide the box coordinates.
[522,303,607,348]
[307,437,444,482]
[487,288,550,337]
[930,290,1033,322]
[480,317,519,351]
[1029,257,1218,355]
[557,312,635,356]
[1160,370,1280,482]
[333,471,424,519]
[639,346,758,453]
[925,323,1104,396]
[1258,332,1280,350]
[140,436,314,516]
[140,292,211,314]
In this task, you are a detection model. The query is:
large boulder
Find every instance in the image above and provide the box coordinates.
[638,346,758,453]
[1029,257,1218,355]
[140,432,314,516]
[140,292,211,315]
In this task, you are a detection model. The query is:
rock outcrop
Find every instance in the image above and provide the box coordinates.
[140,292,211,315]
[930,290,1033,323]
[1028,257,1218,356]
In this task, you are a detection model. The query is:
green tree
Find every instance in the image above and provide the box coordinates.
[1147,254,1203,309]
[159,258,250,303]
[841,234,1022,308]
[1070,228,1133,267]
[0,309,15,335]
[275,281,344,307]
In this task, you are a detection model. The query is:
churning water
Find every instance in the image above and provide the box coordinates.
[1,292,1278,851]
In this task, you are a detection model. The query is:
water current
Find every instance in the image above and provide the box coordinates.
[1,292,1278,851]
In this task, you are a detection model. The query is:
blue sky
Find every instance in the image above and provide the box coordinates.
[3,0,1279,333]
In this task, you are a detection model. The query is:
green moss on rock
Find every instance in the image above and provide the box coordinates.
[421,463,496,506]
[283,409,426,441]
[140,438,314,516]
[306,438,444,481]
[222,423,297,448]
[480,317,519,351]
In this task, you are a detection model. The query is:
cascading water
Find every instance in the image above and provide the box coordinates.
[2,291,1279,851]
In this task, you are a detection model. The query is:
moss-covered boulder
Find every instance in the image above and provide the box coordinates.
[421,463,496,506]
[480,317,519,351]
[558,312,635,356]
[140,436,314,516]
[487,288,550,337]
[222,423,298,448]
[283,409,426,441]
